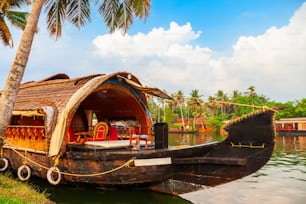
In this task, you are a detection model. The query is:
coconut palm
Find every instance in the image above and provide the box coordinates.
[215,89,228,115]
[188,89,203,129]
[206,96,218,117]
[0,0,29,47]
[173,90,185,129]
[0,0,151,147]
[188,89,203,115]
[230,89,240,117]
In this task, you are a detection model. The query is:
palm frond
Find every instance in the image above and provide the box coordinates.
[44,0,67,38]
[97,0,150,33]
[97,0,120,33]
[0,15,13,47]
[6,10,27,30]
[65,0,91,29]
[130,0,150,19]
[115,0,133,33]
[9,0,30,9]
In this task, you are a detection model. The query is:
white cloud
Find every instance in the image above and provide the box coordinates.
[91,4,306,101]
[1,4,306,102]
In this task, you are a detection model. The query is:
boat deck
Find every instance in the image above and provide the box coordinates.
[65,140,220,162]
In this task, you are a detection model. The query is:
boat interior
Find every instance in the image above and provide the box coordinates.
[66,82,155,150]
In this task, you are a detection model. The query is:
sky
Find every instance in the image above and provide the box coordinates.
[1,0,306,102]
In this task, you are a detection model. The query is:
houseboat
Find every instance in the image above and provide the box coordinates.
[275,118,306,135]
[0,72,276,195]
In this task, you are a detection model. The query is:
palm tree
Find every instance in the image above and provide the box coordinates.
[215,90,228,115]
[0,0,29,47]
[173,90,185,129]
[0,0,151,147]
[245,86,256,111]
[188,89,203,129]
[230,90,240,117]
[206,96,218,117]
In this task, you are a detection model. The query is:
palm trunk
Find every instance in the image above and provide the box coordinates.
[0,0,45,147]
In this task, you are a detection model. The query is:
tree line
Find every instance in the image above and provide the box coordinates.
[148,86,306,131]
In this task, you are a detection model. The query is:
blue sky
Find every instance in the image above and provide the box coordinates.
[131,0,304,52]
[1,0,306,102]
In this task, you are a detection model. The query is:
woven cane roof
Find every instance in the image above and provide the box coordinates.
[13,73,103,111]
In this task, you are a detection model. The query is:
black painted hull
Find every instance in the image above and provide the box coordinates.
[2,109,275,194]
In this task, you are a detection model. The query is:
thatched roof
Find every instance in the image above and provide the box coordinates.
[13,73,102,111]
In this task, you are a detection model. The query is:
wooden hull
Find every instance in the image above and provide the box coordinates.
[276,130,306,136]
[3,142,216,186]
[1,109,275,194]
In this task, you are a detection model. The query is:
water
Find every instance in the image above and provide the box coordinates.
[181,135,306,204]
[31,134,306,204]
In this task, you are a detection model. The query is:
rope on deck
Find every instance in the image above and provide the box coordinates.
[10,147,135,177]
[211,100,277,112]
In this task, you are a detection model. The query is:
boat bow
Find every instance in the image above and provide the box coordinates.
[150,109,276,194]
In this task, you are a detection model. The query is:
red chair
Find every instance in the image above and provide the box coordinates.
[109,126,118,140]
[93,122,109,141]
[68,128,76,142]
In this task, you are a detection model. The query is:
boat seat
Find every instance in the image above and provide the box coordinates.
[129,126,150,149]
[75,122,109,143]
[109,126,118,140]
[92,122,109,141]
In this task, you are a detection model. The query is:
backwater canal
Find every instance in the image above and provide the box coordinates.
[31,134,306,204]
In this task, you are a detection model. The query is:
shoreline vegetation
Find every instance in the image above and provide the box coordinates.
[0,172,54,204]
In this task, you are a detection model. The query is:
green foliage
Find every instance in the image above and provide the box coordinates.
[164,106,174,124]
[148,85,306,132]
[0,0,29,47]
[206,115,228,133]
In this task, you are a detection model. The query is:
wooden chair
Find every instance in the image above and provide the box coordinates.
[129,126,150,149]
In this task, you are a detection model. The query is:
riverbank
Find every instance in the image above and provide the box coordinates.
[0,172,54,204]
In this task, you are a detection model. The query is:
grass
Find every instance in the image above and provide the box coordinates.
[0,172,54,204]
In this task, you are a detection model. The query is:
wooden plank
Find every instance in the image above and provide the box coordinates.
[134,157,172,166]
[173,156,247,166]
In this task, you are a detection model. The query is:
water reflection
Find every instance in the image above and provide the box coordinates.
[168,133,225,146]
[37,182,190,204]
[181,135,306,204]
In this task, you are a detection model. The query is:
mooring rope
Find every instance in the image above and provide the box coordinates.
[211,100,277,112]
[10,148,135,177]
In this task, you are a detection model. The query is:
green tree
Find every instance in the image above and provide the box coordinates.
[229,89,241,118]
[295,98,306,117]
[206,96,218,117]
[188,89,203,116]
[188,89,203,129]
[215,90,228,115]
[0,0,151,147]
[173,90,185,128]
[0,0,29,47]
